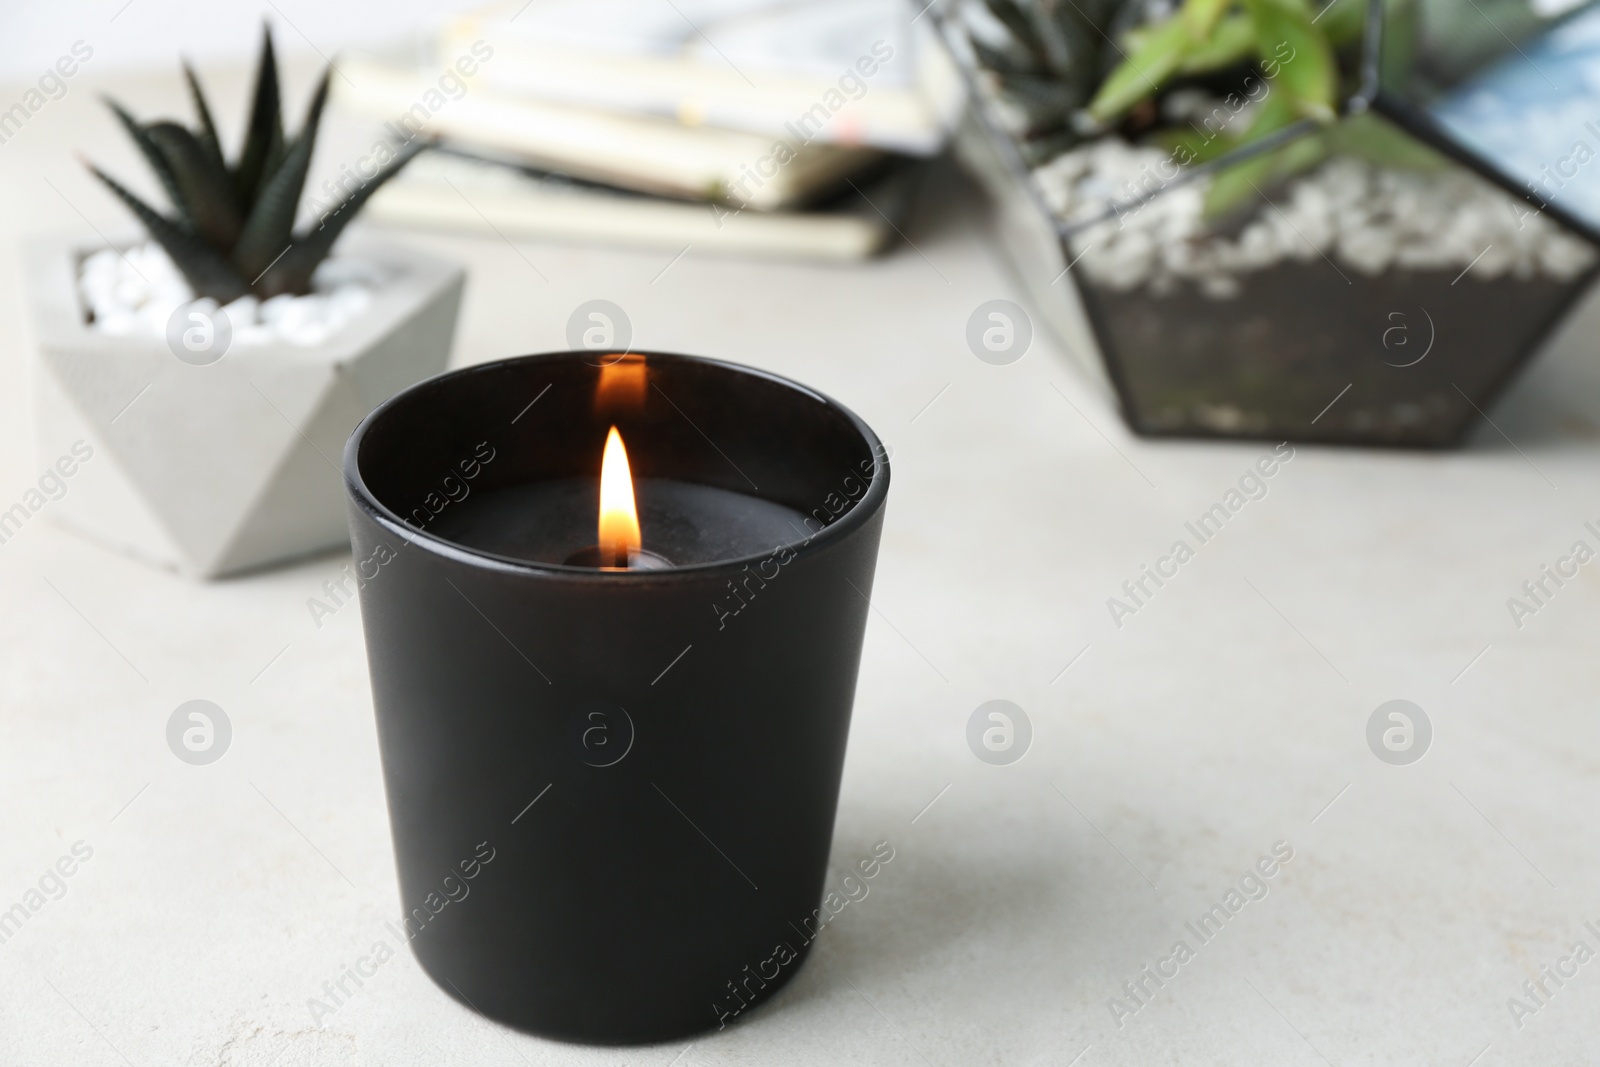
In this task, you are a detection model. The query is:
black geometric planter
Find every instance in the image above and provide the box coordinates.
[939,0,1600,446]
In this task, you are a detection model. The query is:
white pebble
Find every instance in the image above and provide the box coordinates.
[81,241,383,347]
[1340,227,1397,275]
[1034,127,1596,294]
[221,294,260,330]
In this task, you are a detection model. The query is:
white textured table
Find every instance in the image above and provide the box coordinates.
[4,60,1600,1067]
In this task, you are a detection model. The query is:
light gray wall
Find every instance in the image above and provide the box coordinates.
[0,1,486,82]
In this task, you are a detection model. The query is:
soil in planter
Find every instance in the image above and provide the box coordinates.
[1082,262,1584,447]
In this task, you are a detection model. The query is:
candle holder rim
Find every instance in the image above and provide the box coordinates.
[343,349,890,581]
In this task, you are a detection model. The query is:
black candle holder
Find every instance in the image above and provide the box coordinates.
[343,351,890,1044]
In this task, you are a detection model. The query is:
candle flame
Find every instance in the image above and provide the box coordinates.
[598,426,641,566]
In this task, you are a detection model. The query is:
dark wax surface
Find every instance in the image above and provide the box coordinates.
[427,477,809,566]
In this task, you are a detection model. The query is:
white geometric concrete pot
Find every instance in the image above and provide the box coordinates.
[26,230,463,578]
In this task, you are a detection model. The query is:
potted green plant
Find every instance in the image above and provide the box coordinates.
[938,0,1599,446]
[27,29,463,576]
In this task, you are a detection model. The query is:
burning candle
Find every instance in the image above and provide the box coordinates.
[552,425,674,570]
[344,350,889,1044]
[422,409,825,571]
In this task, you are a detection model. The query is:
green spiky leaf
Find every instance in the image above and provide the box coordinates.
[103,99,188,225]
[1245,0,1338,121]
[233,26,285,211]
[87,165,251,301]
[145,121,241,250]
[231,71,329,282]
[1315,0,1369,46]
[1157,123,1234,167]
[182,62,228,179]
[1202,89,1314,217]
[256,138,427,297]
[1087,16,1195,124]
[1179,13,1256,73]
[1184,0,1234,41]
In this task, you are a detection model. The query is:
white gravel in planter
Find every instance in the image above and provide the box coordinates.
[78,241,385,346]
[1033,139,1597,298]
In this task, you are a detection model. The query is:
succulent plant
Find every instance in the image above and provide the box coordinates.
[1087,0,1366,137]
[961,0,1464,216]
[961,0,1127,163]
[1115,0,1462,218]
[87,27,423,303]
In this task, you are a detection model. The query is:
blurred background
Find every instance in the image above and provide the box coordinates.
[0,4,477,78]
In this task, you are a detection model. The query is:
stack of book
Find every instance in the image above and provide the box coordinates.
[333,0,964,260]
